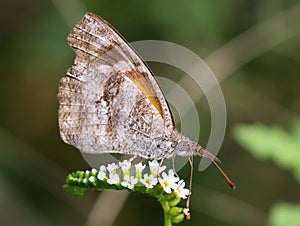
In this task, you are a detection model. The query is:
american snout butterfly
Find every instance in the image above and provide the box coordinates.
[57,13,235,191]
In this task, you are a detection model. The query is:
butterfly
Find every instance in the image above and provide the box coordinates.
[57,12,235,190]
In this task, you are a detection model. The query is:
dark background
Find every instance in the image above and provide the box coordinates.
[1,0,300,225]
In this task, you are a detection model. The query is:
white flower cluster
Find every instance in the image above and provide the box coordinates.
[91,159,190,199]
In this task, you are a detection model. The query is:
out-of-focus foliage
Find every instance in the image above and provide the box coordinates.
[1,0,300,225]
[233,121,300,225]
[269,203,300,226]
[233,121,300,183]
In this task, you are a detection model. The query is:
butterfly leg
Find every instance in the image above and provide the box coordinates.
[171,156,180,178]
[186,157,193,212]
[158,158,166,176]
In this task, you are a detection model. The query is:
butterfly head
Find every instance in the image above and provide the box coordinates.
[171,132,199,158]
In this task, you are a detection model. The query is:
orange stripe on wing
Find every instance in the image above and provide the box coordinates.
[125,70,164,118]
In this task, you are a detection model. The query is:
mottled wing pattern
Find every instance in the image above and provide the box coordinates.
[58,13,175,158]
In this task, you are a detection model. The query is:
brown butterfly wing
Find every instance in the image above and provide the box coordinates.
[67,13,174,130]
[58,13,175,158]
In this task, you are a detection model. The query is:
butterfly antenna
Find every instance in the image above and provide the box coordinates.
[195,146,236,189]
[211,159,236,190]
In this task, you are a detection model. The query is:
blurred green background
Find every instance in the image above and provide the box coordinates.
[1,0,300,225]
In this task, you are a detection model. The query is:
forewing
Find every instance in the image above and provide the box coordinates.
[58,13,174,157]
[67,13,174,133]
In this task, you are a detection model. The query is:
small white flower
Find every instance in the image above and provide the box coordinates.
[183,208,190,219]
[158,169,179,193]
[149,159,166,177]
[174,180,190,199]
[82,178,87,184]
[91,168,97,174]
[119,160,131,177]
[97,165,107,180]
[119,160,131,171]
[97,171,106,180]
[89,176,95,182]
[135,162,146,179]
[135,162,145,174]
[99,165,106,172]
[121,175,138,189]
[107,163,118,173]
[140,174,158,188]
[166,169,175,176]
[107,173,120,185]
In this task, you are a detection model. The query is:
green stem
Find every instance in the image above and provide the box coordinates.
[160,199,172,226]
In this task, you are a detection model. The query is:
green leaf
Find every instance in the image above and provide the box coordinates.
[269,203,300,226]
[232,123,300,183]
[291,119,300,146]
